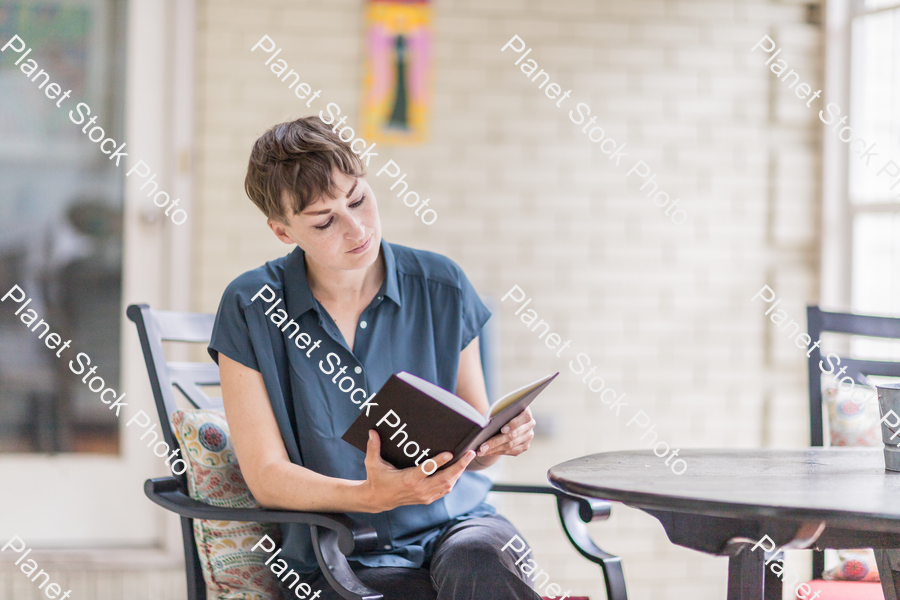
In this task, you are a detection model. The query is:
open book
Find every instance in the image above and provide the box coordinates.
[341,371,558,470]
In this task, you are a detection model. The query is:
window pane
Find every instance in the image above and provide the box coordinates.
[849,9,900,204]
[862,0,900,13]
[0,2,125,454]
[851,212,900,359]
[852,212,900,313]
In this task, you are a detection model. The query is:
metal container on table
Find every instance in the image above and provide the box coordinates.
[876,382,900,471]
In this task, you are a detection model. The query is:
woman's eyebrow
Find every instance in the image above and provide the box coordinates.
[345,178,359,198]
[301,178,360,216]
[303,207,332,216]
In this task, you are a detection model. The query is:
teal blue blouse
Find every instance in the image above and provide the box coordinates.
[208,239,494,572]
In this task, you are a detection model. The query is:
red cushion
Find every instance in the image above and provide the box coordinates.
[807,580,884,600]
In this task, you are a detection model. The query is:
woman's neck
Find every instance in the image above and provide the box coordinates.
[305,247,386,307]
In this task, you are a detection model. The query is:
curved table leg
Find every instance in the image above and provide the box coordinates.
[643,509,827,600]
[875,549,900,600]
[763,550,783,600]
[723,540,765,600]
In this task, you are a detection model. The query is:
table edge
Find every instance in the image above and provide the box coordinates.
[547,471,900,534]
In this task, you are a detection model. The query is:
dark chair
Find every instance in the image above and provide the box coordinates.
[781,306,900,599]
[127,303,628,600]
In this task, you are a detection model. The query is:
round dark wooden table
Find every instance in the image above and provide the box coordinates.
[549,448,900,600]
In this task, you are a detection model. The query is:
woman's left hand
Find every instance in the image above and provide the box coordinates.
[476,407,536,458]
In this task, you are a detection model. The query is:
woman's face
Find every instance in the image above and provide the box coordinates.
[268,171,382,273]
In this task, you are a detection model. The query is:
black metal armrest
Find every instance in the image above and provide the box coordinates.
[490,482,628,600]
[145,477,379,555]
[490,483,612,522]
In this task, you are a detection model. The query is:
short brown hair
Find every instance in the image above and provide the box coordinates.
[244,116,366,223]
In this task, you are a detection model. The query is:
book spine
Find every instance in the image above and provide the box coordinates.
[452,425,484,458]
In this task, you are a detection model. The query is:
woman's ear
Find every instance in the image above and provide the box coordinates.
[267,218,296,245]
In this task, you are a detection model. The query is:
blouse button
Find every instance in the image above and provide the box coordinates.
[360,321,368,329]
[354,366,362,374]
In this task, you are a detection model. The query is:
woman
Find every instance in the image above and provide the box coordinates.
[209,116,541,600]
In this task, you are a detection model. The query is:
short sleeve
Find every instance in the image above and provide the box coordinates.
[208,282,261,372]
[457,269,492,352]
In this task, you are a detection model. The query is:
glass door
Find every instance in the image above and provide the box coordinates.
[0,0,171,547]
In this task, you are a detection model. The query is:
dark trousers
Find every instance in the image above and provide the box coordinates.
[283,514,543,600]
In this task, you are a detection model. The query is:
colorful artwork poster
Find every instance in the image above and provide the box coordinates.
[361,0,432,146]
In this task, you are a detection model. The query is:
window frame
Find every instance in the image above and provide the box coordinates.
[821,0,900,309]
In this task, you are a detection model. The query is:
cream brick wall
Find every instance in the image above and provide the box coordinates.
[0,558,184,600]
[193,1,823,598]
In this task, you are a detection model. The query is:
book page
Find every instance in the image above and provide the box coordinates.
[489,373,557,417]
[396,371,487,425]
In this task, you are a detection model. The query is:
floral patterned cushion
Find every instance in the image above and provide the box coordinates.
[823,380,881,447]
[823,549,880,582]
[821,380,881,583]
[171,409,282,600]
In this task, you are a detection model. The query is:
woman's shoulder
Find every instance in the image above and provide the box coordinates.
[219,252,292,309]
[388,242,468,290]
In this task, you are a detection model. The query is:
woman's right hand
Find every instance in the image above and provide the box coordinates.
[359,430,476,512]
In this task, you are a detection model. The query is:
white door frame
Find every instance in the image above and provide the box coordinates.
[0,0,195,569]
[820,0,852,309]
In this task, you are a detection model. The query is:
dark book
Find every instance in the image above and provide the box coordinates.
[341,371,558,471]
